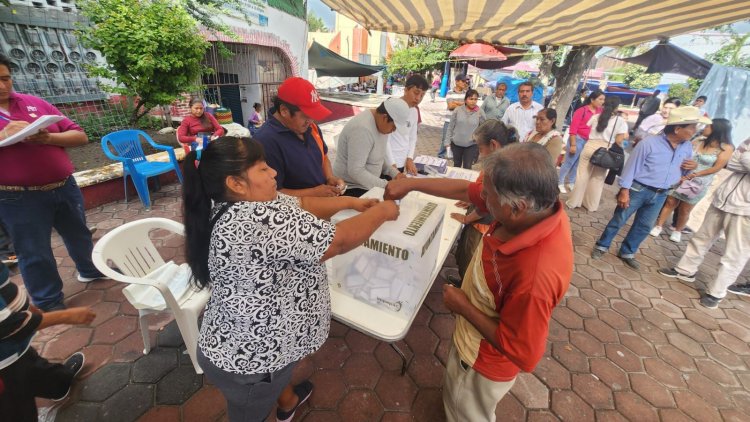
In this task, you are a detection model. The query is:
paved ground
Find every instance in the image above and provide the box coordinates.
[19,97,750,421]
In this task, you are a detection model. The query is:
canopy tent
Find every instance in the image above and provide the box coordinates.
[320,0,750,47]
[448,43,526,69]
[308,41,386,77]
[613,41,714,79]
[695,64,750,146]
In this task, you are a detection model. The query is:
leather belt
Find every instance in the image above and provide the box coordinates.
[633,180,668,194]
[0,176,69,192]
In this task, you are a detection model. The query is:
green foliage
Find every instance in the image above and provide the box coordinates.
[668,84,696,104]
[515,70,531,79]
[687,77,703,92]
[705,32,750,68]
[267,0,305,19]
[77,0,209,125]
[611,64,662,89]
[307,11,328,32]
[386,37,457,78]
[66,104,164,141]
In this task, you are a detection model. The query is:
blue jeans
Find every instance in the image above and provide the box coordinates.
[437,121,450,158]
[595,182,668,258]
[0,177,102,309]
[558,136,586,185]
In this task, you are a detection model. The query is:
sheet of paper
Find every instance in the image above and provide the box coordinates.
[0,115,66,148]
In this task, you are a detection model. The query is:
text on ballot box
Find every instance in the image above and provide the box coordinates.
[331,187,445,315]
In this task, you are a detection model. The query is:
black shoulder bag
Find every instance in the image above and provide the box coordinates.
[590,116,625,170]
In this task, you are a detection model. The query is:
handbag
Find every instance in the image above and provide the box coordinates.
[590,116,625,170]
[674,177,705,199]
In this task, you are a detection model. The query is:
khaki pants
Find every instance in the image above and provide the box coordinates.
[566,139,609,212]
[443,345,516,422]
[676,205,750,298]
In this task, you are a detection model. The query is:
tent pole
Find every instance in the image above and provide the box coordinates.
[440,61,450,98]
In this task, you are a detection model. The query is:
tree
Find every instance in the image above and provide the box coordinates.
[77,0,209,125]
[548,46,601,125]
[307,11,328,32]
[705,32,750,68]
[386,37,457,77]
[620,64,662,89]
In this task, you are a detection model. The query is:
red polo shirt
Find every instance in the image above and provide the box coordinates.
[452,181,573,381]
[0,92,82,186]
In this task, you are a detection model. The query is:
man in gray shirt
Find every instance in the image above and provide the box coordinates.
[334,98,411,197]
[481,82,510,120]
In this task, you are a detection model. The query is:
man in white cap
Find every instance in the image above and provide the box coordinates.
[591,106,706,270]
[334,98,410,197]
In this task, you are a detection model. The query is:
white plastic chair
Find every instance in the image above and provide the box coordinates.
[91,218,210,374]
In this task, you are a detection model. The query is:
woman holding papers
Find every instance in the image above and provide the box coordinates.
[181,137,397,422]
[176,97,225,149]
[0,54,105,312]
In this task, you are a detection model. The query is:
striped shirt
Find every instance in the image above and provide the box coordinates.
[0,263,41,369]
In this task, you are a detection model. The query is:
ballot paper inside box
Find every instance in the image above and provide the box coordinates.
[331,187,445,316]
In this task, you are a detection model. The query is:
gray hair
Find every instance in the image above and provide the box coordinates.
[483,143,559,212]
[473,119,519,147]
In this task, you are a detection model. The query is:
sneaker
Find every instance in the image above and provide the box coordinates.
[669,231,682,243]
[558,184,567,193]
[649,226,663,237]
[1,254,17,265]
[728,283,750,297]
[657,267,696,283]
[566,184,575,192]
[77,273,105,283]
[591,249,605,259]
[681,226,694,234]
[276,380,313,422]
[53,352,85,401]
[618,256,640,270]
[699,294,721,309]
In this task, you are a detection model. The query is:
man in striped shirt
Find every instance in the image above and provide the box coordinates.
[0,262,95,421]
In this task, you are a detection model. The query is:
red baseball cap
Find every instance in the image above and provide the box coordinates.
[277,77,331,120]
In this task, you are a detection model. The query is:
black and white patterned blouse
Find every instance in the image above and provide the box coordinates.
[198,193,336,374]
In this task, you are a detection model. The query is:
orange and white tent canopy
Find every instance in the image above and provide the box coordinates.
[320,0,750,46]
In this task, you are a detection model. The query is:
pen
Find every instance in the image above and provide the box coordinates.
[0,115,10,122]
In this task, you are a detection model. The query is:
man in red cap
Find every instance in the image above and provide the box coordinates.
[254,77,345,197]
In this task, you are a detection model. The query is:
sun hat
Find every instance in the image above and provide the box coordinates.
[665,106,712,126]
[277,77,331,120]
[383,98,411,134]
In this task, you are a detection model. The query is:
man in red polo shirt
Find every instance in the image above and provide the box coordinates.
[0,54,104,311]
[385,143,573,421]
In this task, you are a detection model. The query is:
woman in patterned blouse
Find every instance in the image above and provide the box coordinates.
[182,137,398,422]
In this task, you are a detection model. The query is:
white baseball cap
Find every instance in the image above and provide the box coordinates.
[383,97,411,134]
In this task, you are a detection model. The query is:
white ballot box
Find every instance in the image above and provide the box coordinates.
[330,187,445,315]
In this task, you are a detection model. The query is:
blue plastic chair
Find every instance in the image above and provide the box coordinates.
[101,130,183,210]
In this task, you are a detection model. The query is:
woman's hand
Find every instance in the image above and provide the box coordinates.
[450,212,468,224]
[352,198,379,212]
[454,201,470,209]
[376,200,400,221]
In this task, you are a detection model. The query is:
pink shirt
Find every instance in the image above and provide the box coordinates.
[569,105,602,140]
[0,92,82,186]
[176,113,225,144]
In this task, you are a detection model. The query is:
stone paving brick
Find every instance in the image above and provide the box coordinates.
[566,296,597,318]
[344,329,380,353]
[92,315,137,345]
[712,331,750,355]
[629,373,675,408]
[631,319,668,344]
[657,409,695,422]
[594,410,629,422]
[673,390,722,421]
[113,330,154,363]
[495,392,527,421]
[42,327,93,360]
[552,342,589,373]
[155,366,203,405]
[308,369,346,410]
[731,390,750,415]
[100,384,154,422]
[155,320,184,348]
[550,390,594,422]
[403,325,439,355]
[375,371,418,412]
[584,319,619,343]
[374,341,413,373]
[613,391,659,422]
[666,332,707,357]
[552,307,584,329]
[620,289,651,309]
[571,373,614,410]
[596,309,630,331]
[610,299,642,319]
[590,358,628,391]
[136,405,182,422]
[604,344,643,372]
[311,337,350,370]
[719,319,750,343]
[510,372,549,409]
[721,409,750,422]
[132,347,178,383]
[570,331,605,357]
[684,373,733,407]
[338,390,384,421]
[674,319,713,343]
[80,362,131,402]
[547,319,569,342]
[435,339,451,367]
[182,385,225,422]
[526,410,562,422]
[88,301,121,327]
[534,356,571,390]
[66,288,105,308]
[78,344,114,378]
[618,332,656,358]
[342,353,382,389]
[704,343,747,370]
[407,354,444,388]
[428,314,455,340]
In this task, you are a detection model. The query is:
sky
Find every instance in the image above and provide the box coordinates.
[308,0,335,29]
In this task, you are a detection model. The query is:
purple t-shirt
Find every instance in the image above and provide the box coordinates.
[0,92,82,186]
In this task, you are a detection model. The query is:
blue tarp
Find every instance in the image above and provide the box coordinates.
[695,64,750,146]
[483,74,545,104]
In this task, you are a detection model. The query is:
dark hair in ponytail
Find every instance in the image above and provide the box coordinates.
[473,119,519,147]
[189,97,211,129]
[596,96,621,133]
[182,137,265,289]
[583,90,604,107]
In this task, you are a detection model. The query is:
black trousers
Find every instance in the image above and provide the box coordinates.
[0,347,74,422]
[451,144,479,169]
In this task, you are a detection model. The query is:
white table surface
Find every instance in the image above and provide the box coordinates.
[328,168,479,342]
